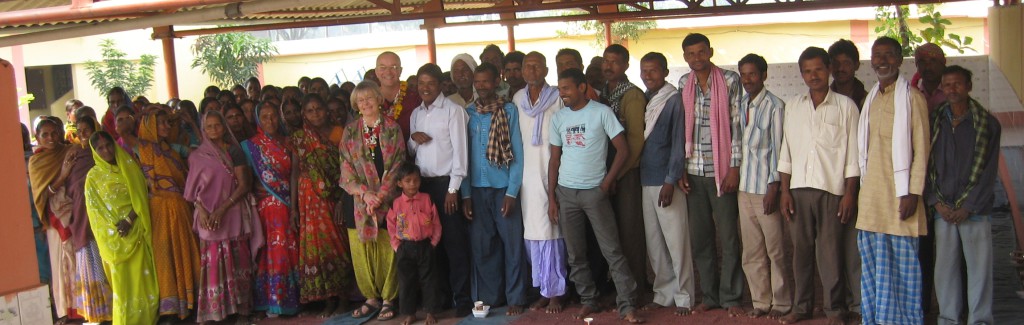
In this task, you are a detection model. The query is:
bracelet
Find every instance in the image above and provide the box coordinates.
[123,217,133,225]
[47,185,56,194]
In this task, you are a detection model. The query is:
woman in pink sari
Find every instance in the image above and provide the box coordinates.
[184,111,264,324]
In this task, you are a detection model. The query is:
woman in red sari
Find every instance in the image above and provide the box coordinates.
[242,100,300,318]
[292,93,354,317]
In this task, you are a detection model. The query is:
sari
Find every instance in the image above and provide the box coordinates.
[242,118,300,315]
[27,139,76,319]
[184,111,264,322]
[137,113,200,318]
[339,117,405,300]
[293,124,352,302]
[65,131,114,322]
[83,139,158,325]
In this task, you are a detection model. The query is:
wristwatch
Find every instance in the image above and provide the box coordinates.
[448,187,458,194]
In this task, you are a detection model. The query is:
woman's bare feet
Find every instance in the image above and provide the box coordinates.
[573,304,599,319]
[727,306,745,317]
[622,310,646,324]
[507,305,525,316]
[674,307,691,316]
[424,313,438,325]
[400,315,416,325]
[546,296,564,314]
[692,303,718,314]
[530,298,550,311]
[779,312,810,324]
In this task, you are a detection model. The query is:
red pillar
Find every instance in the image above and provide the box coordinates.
[0,58,40,294]
[506,24,516,52]
[155,26,179,99]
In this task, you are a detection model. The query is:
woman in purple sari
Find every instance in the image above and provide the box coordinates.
[184,111,265,324]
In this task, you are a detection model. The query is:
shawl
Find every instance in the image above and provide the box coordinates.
[473,97,514,166]
[293,124,343,200]
[859,75,913,197]
[682,65,732,195]
[603,78,640,116]
[241,123,293,207]
[28,144,68,228]
[184,111,264,257]
[644,83,677,139]
[65,145,95,251]
[137,113,188,195]
[84,137,152,264]
[518,83,559,146]
[339,117,406,242]
[928,98,992,209]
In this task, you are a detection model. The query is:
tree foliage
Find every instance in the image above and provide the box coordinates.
[557,5,656,47]
[874,4,975,55]
[191,32,277,88]
[83,39,157,98]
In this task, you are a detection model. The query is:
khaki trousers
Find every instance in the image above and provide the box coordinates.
[738,192,793,313]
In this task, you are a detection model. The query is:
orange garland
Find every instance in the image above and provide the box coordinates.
[391,81,408,120]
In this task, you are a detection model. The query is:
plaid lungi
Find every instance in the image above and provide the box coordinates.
[858,230,923,325]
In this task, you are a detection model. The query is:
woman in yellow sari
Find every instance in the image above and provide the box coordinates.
[137,107,201,322]
[84,131,159,325]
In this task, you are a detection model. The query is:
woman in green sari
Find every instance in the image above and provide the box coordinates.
[84,131,159,325]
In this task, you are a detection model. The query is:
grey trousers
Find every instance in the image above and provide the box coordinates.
[556,185,638,316]
[934,216,994,325]
[789,188,845,317]
[641,185,694,308]
[611,168,650,292]
[686,175,744,307]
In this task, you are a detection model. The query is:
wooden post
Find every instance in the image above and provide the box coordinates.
[426,27,437,64]
[603,20,613,46]
[506,24,516,52]
[153,26,179,99]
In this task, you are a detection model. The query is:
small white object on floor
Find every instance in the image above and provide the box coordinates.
[472,305,490,318]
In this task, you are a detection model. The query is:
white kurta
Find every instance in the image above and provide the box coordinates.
[513,89,563,241]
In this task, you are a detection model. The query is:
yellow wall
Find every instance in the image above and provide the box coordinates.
[989,5,1023,104]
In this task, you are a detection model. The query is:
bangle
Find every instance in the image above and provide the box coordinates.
[46,185,56,194]
[124,217,133,225]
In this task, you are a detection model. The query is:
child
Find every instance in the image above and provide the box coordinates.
[387,163,442,325]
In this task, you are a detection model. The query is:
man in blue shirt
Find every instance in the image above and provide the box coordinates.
[549,68,644,323]
[461,62,527,315]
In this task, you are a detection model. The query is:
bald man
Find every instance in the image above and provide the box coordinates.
[912,43,948,113]
[376,51,422,141]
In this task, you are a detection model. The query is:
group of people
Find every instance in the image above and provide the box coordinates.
[23,31,999,325]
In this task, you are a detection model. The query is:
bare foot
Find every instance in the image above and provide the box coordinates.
[767,310,786,320]
[846,312,862,324]
[674,307,691,316]
[573,304,598,319]
[622,310,646,324]
[779,312,810,324]
[640,302,664,311]
[425,313,438,325]
[747,308,768,318]
[825,315,844,325]
[692,303,718,314]
[546,296,564,314]
[530,298,550,311]
[400,315,416,325]
[507,305,524,316]
[727,306,745,317]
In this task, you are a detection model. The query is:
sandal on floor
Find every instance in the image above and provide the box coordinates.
[377,303,396,321]
[351,302,380,318]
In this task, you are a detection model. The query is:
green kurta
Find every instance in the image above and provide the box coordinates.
[855,83,930,237]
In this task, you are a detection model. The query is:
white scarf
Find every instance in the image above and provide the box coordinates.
[859,74,913,196]
[643,83,677,139]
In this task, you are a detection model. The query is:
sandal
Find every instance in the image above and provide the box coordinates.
[351,302,380,318]
[377,303,396,321]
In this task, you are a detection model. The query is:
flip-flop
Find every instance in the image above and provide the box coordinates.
[377,303,397,321]
[351,302,380,318]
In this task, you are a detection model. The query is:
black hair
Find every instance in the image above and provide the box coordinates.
[204,85,221,98]
[504,51,525,67]
[872,36,904,57]
[89,130,115,149]
[301,93,325,109]
[682,33,711,48]
[76,116,97,132]
[218,90,236,103]
[246,77,261,88]
[20,123,30,152]
[828,39,860,62]
[738,53,768,75]
[558,68,587,86]
[556,48,584,67]
[199,97,220,115]
[798,46,831,69]
[115,104,135,117]
[640,52,668,71]
[34,116,60,136]
[395,162,421,180]
[73,106,96,122]
[231,84,246,93]
[416,63,444,82]
[603,44,630,61]
[475,62,500,81]
[480,44,504,61]
[298,76,311,85]
[941,65,974,86]
[107,86,130,102]
[310,77,329,89]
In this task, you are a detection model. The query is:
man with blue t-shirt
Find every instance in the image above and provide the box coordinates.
[548,68,644,324]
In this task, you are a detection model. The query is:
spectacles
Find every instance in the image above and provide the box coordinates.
[377,65,401,71]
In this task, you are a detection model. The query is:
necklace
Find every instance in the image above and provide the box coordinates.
[362,118,382,160]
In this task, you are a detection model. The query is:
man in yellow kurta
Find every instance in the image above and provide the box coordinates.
[855,37,930,325]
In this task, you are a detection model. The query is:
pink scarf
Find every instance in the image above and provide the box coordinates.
[682,65,731,196]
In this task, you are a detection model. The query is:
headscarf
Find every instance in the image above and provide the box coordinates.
[137,111,188,194]
[65,117,100,250]
[84,133,151,264]
[28,116,69,227]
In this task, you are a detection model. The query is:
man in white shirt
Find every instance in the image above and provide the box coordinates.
[408,63,473,316]
[778,47,861,325]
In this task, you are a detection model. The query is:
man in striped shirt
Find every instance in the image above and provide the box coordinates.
[735,53,791,320]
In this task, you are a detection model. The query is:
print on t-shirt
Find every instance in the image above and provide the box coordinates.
[565,123,586,148]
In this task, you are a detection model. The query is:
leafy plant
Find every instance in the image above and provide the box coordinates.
[874,4,975,55]
[84,39,157,98]
[191,32,277,88]
[557,5,656,47]
[18,92,34,107]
